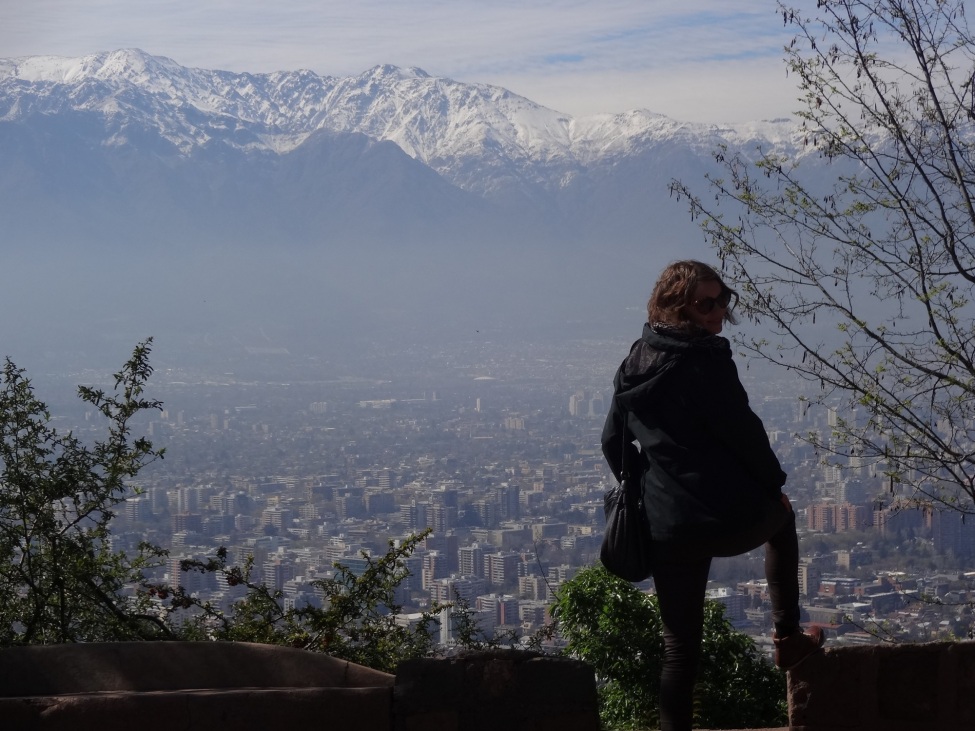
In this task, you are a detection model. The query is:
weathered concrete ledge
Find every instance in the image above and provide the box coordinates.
[0,641,395,731]
[4,639,971,730]
[0,643,600,731]
[0,640,395,695]
[394,650,600,731]
[787,641,975,730]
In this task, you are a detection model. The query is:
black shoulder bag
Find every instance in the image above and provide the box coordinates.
[600,424,653,582]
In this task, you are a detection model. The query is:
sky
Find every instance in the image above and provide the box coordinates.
[0,0,808,124]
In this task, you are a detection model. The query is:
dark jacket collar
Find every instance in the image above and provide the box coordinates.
[642,321,731,355]
[615,322,731,396]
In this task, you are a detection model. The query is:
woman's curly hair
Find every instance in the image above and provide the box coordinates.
[647,260,738,327]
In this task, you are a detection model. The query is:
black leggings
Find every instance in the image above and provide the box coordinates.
[651,512,799,731]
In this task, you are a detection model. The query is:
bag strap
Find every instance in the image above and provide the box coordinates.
[620,421,632,480]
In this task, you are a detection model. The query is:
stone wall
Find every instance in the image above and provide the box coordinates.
[0,642,395,731]
[787,641,975,731]
[0,643,599,731]
[394,650,600,731]
[3,639,973,730]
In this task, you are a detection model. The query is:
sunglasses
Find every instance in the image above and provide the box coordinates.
[691,290,734,315]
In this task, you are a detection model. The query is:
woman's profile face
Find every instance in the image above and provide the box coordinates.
[685,279,727,335]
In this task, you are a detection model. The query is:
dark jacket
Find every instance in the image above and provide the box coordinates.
[601,323,787,549]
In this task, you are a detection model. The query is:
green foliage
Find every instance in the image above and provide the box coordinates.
[155,532,442,673]
[696,602,788,729]
[0,340,168,644]
[551,565,663,729]
[551,565,786,730]
[670,0,975,514]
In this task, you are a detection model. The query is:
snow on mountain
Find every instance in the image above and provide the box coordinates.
[0,49,800,194]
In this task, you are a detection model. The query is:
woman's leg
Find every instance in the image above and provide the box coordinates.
[766,509,826,667]
[765,510,800,635]
[653,555,712,731]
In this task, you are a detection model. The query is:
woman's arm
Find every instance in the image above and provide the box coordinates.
[601,368,642,482]
[689,354,787,492]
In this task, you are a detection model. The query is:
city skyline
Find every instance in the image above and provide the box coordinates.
[89,338,975,648]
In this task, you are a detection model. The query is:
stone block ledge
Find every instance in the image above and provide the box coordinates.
[394,650,600,731]
[3,640,970,730]
[787,641,975,731]
[4,687,391,731]
[0,643,599,731]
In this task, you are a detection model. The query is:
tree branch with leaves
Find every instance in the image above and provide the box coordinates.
[0,339,167,644]
[671,0,975,512]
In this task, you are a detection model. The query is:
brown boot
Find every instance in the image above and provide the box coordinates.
[773,625,826,670]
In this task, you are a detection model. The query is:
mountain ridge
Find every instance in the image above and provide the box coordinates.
[0,48,802,194]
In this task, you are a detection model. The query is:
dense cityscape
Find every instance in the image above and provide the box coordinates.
[51,335,975,656]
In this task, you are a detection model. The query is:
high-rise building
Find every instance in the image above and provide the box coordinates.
[873,503,926,536]
[401,500,431,531]
[838,503,870,531]
[172,512,203,534]
[547,565,578,585]
[125,497,151,522]
[494,484,520,520]
[476,594,520,626]
[437,604,494,644]
[705,587,746,622]
[798,560,821,597]
[176,486,200,513]
[428,503,455,533]
[588,394,605,417]
[836,479,871,504]
[422,551,449,589]
[459,544,487,578]
[261,506,294,529]
[807,503,836,532]
[263,559,296,591]
[807,501,871,533]
[569,391,587,416]
[484,551,521,589]
[169,553,214,593]
[429,576,487,605]
[423,534,459,572]
[519,575,549,601]
[472,500,498,528]
[432,487,459,509]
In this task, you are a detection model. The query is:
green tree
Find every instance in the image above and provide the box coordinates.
[158,532,446,673]
[671,0,975,513]
[551,565,786,730]
[0,340,168,644]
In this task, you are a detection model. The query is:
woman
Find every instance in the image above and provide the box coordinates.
[601,260,824,731]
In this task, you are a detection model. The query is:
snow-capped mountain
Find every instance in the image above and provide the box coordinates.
[0,49,808,365]
[0,49,800,194]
